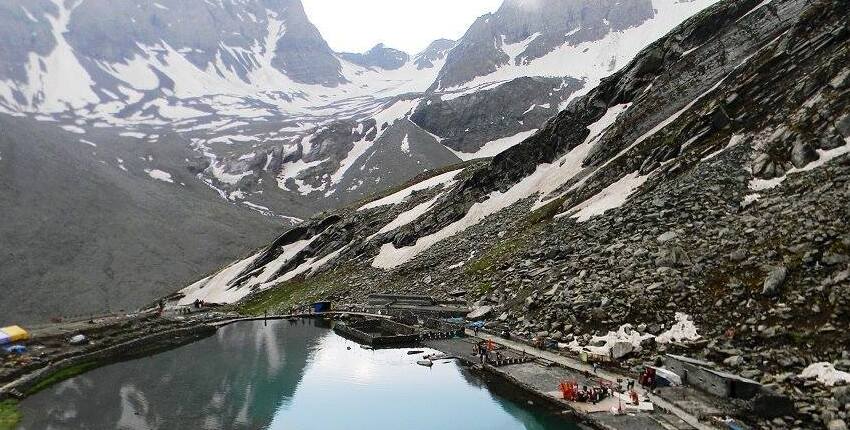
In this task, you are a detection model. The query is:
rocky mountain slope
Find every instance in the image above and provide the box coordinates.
[183,0,850,427]
[0,0,721,321]
[0,115,282,324]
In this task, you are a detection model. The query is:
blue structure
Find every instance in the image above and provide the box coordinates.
[311,301,331,313]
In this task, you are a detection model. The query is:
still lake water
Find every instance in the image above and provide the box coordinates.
[20,319,576,430]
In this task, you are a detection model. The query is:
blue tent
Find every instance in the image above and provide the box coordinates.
[4,344,26,355]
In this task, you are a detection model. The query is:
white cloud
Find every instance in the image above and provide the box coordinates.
[302,0,502,55]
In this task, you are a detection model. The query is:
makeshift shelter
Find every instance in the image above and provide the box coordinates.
[311,301,331,313]
[0,326,29,345]
[649,366,683,386]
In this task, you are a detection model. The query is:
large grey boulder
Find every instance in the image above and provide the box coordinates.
[610,341,635,360]
[656,246,692,267]
[790,140,818,168]
[468,306,494,321]
[833,386,850,406]
[828,419,848,430]
[762,266,788,297]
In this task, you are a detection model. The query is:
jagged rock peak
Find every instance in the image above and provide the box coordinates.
[413,38,456,70]
[340,43,410,70]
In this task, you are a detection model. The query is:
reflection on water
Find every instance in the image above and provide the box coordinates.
[20,319,575,430]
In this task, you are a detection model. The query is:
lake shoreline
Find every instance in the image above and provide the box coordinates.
[3,311,679,430]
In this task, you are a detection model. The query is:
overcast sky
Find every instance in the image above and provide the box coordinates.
[301,0,503,55]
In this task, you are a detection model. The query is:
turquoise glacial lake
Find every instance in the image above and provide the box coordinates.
[19,319,577,429]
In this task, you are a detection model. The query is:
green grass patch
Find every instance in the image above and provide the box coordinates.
[0,400,21,430]
[522,195,567,227]
[787,331,810,346]
[472,282,494,295]
[25,360,100,396]
[238,267,352,316]
[465,236,526,275]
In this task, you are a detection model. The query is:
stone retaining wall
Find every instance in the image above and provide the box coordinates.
[0,324,215,399]
[333,319,420,347]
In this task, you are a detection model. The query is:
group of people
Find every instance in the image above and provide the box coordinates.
[580,386,611,404]
[473,340,503,364]
[560,377,645,406]
[559,381,614,404]
[638,367,658,392]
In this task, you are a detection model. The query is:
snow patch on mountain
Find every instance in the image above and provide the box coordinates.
[400,134,411,154]
[327,136,372,190]
[800,363,850,387]
[568,171,649,222]
[245,236,319,289]
[372,168,539,269]
[372,99,420,132]
[656,313,701,344]
[61,125,85,134]
[269,246,345,285]
[750,138,850,191]
[145,169,174,183]
[566,323,653,356]
[533,103,631,210]
[374,194,443,237]
[501,33,541,64]
[178,251,263,305]
[359,169,462,210]
[210,162,253,186]
[450,129,537,161]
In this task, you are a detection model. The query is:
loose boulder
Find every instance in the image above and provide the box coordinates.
[762,266,787,297]
[790,140,818,168]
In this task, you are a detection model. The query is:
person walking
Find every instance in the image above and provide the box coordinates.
[592,362,598,374]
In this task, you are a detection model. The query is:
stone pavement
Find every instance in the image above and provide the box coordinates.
[465,329,718,430]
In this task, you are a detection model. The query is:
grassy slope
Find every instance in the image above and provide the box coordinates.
[0,400,20,430]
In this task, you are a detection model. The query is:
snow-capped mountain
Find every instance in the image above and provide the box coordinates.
[0,0,721,321]
[0,0,720,215]
[430,0,716,92]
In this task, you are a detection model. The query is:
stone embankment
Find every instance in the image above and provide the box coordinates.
[0,310,224,400]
